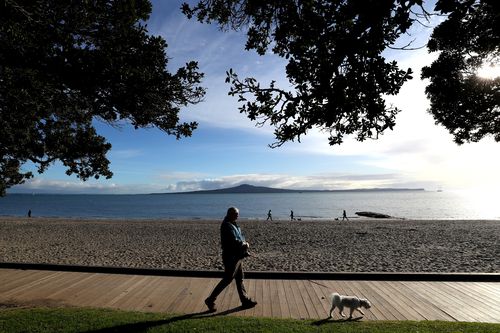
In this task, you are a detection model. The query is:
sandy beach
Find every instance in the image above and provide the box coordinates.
[0,217,498,273]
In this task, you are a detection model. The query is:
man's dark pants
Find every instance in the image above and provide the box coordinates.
[207,255,248,303]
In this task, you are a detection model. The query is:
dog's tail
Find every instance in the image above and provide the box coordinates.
[330,292,341,303]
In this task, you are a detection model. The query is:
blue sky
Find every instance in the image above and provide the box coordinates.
[9,0,500,195]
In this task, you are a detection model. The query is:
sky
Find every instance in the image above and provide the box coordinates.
[9,0,500,195]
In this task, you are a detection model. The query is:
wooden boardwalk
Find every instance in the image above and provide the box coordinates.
[1,268,499,323]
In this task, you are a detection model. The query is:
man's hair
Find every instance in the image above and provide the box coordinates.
[227,206,239,216]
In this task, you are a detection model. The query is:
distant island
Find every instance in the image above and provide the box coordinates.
[152,184,425,194]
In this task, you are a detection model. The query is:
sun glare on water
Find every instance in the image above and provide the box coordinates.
[455,188,500,219]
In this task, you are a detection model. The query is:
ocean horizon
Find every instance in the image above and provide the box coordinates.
[1,190,499,220]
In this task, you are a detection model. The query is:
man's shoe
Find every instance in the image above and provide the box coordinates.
[241,298,257,309]
[205,298,216,312]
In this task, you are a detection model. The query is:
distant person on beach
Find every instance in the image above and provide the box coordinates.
[290,210,294,221]
[27,209,31,218]
[204,207,257,312]
[342,210,349,221]
[266,209,273,221]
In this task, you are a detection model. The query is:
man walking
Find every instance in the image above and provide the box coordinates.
[205,207,257,312]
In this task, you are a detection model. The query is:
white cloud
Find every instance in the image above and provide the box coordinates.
[9,178,165,195]
[162,172,420,193]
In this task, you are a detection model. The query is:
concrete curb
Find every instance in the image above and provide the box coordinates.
[1,262,499,282]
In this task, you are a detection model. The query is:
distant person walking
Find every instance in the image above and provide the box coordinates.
[204,207,257,312]
[266,209,273,221]
[290,210,294,221]
[27,209,31,218]
[342,210,349,221]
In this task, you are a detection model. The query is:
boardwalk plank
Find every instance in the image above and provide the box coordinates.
[99,275,147,307]
[17,272,70,299]
[357,281,393,321]
[276,280,291,318]
[2,271,62,298]
[260,279,271,317]
[84,274,130,308]
[167,277,197,314]
[423,281,497,322]
[297,280,319,318]
[403,282,472,322]
[291,280,310,319]
[44,271,95,300]
[363,280,408,320]
[375,280,417,320]
[308,280,330,319]
[475,282,500,296]
[242,277,257,317]
[381,281,429,320]
[46,272,98,300]
[349,281,384,321]
[283,279,301,319]
[444,282,500,310]
[147,277,183,312]
[268,278,281,318]
[162,277,192,313]
[302,280,324,319]
[252,279,264,317]
[178,277,211,314]
[120,276,161,311]
[0,270,42,293]
[107,276,150,309]
[149,276,173,311]
[131,276,165,311]
[423,281,499,323]
[400,281,459,321]
[390,281,451,321]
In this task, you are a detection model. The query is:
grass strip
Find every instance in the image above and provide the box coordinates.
[0,307,499,333]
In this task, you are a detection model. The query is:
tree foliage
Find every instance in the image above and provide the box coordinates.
[0,0,205,196]
[421,0,499,144]
[183,0,423,147]
[183,0,499,147]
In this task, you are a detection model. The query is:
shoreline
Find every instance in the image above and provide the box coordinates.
[2,214,498,221]
[1,217,498,273]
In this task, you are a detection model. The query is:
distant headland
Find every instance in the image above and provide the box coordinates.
[152,184,425,194]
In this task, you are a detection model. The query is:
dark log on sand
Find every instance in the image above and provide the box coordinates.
[355,211,391,218]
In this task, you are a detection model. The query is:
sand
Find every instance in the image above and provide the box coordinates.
[0,217,498,273]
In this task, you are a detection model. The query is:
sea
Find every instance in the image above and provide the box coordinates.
[1,190,499,220]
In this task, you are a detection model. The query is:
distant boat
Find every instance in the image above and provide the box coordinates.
[437,187,443,192]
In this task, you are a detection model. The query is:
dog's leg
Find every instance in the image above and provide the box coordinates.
[348,307,354,319]
[339,305,345,317]
[328,305,335,318]
[356,308,365,316]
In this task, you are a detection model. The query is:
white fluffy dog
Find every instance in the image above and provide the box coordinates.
[328,292,371,319]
